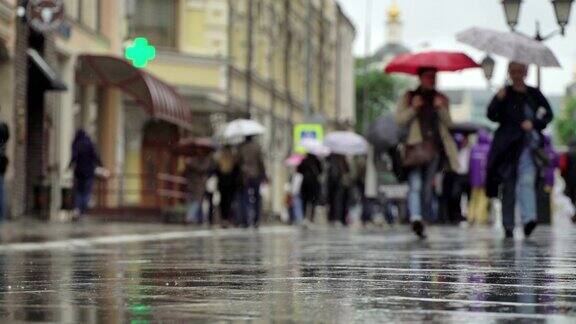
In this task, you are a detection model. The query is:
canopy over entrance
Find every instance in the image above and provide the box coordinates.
[76,55,193,130]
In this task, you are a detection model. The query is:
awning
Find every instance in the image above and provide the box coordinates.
[28,49,67,91]
[76,55,193,130]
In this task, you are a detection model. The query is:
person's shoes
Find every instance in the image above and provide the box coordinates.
[524,221,537,238]
[412,221,426,239]
[505,229,514,239]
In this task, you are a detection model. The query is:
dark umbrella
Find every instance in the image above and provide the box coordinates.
[450,122,488,135]
[367,113,402,153]
[173,137,217,156]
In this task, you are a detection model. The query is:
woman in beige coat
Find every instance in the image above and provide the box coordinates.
[396,67,459,238]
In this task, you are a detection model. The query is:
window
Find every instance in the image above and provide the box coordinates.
[63,0,101,32]
[63,0,79,20]
[80,0,100,31]
[129,0,177,49]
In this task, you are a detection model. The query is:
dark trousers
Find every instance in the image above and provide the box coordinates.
[219,190,235,223]
[74,176,94,215]
[442,173,470,224]
[361,197,378,224]
[239,179,261,227]
[301,198,317,222]
[328,185,349,226]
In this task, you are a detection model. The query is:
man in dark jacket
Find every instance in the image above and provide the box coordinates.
[237,135,266,227]
[297,153,323,223]
[69,130,103,216]
[486,62,553,239]
[0,121,9,221]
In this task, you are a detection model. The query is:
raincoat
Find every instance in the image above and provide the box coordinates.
[469,130,492,188]
[543,135,559,187]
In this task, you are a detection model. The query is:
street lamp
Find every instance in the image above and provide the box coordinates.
[500,0,573,88]
[552,0,574,35]
[481,55,496,82]
[502,0,523,31]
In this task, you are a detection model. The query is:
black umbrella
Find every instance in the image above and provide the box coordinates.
[367,113,402,153]
[450,122,487,135]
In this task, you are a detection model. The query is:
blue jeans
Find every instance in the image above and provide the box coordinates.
[239,179,262,227]
[186,201,203,224]
[407,157,440,222]
[502,147,537,230]
[292,195,304,225]
[74,177,94,215]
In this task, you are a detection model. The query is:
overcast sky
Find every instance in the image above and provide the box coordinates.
[337,0,576,95]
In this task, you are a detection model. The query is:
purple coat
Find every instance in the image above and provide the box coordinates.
[543,135,559,187]
[469,131,491,188]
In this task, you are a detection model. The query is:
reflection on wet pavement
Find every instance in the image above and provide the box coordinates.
[0,224,575,323]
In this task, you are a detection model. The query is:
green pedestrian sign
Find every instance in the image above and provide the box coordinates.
[125,37,156,68]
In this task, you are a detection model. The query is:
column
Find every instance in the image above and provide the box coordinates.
[97,88,122,208]
[49,55,76,220]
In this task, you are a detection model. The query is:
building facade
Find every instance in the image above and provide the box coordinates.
[3,0,127,219]
[1,0,355,219]
[125,0,356,216]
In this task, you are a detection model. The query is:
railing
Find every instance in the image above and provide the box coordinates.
[93,173,188,210]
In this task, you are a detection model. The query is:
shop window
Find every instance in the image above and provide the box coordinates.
[129,0,177,49]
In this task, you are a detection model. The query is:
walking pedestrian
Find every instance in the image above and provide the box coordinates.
[183,155,212,224]
[237,135,267,228]
[561,140,576,223]
[69,130,103,217]
[326,153,351,226]
[297,153,323,223]
[0,121,9,221]
[486,62,554,239]
[215,146,239,228]
[442,134,471,224]
[537,135,559,224]
[468,130,492,225]
[396,67,460,238]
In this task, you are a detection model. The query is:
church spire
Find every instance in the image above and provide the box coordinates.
[386,1,402,45]
[388,0,400,24]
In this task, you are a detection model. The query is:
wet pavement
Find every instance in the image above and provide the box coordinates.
[0,222,575,323]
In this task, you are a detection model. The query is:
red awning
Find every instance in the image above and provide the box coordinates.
[76,55,193,130]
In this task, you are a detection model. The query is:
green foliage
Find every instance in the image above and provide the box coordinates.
[555,97,576,146]
[356,70,408,134]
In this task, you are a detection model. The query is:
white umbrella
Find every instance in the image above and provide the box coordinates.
[324,131,368,156]
[222,119,266,139]
[456,27,561,67]
[300,138,331,157]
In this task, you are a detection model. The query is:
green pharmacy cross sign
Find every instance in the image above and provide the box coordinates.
[125,37,156,68]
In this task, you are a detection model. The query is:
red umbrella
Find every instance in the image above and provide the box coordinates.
[385,51,480,75]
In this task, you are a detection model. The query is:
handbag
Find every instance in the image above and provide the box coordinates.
[402,141,437,168]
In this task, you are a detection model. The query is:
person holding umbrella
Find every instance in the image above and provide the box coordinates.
[387,51,478,238]
[222,119,267,228]
[297,153,323,224]
[485,62,554,239]
[237,135,267,228]
[324,131,369,226]
[395,67,460,238]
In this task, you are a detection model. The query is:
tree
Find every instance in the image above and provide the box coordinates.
[555,97,576,146]
[355,70,408,134]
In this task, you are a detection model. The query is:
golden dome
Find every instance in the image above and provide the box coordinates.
[388,1,400,23]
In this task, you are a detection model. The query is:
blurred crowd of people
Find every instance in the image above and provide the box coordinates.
[181,135,267,228]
